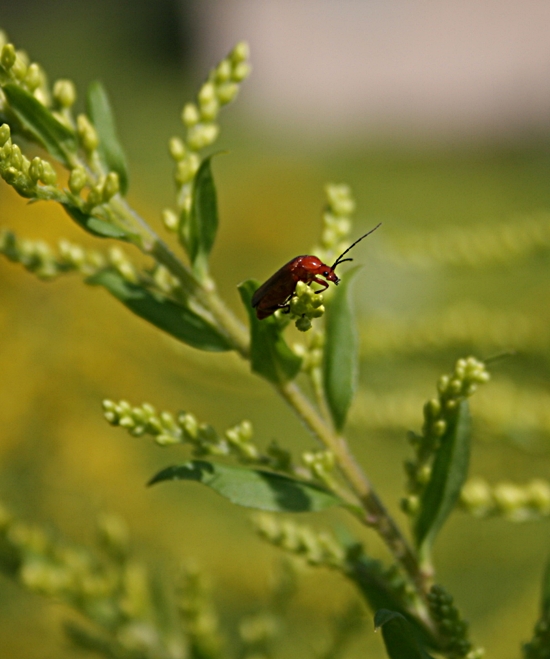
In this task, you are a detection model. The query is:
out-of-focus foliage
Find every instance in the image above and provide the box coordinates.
[1,3,550,659]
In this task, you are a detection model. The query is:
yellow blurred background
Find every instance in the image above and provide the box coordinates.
[1,2,550,658]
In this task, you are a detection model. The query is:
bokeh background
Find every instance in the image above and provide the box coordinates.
[1,1,550,657]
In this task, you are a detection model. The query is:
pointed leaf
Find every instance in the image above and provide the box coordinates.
[374,610,435,659]
[2,83,77,166]
[323,267,360,431]
[349,556,436,649]
[414,400,472,558]
[86,81,129,194]
[149,460,345,513]
[238,279,302,384]
[62,203,129,239]
[88,269,232,352]
[187,155,219,277]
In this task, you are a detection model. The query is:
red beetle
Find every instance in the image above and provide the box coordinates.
[252,223,381,319]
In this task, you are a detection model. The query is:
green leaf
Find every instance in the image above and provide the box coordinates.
[187,155,219,277]
[2,83,77,166]
[414,400,472,559]
[148,460,345,513]
[86,81,129,195]
[88,269,232,352]
[349,556,436,649]
[62,204,129,239]
[374,610,435,659]
[238,279,302,384]
[323,267,360,431]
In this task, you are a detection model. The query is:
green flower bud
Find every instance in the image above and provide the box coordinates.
[28,157,43,183]
[198,81,216,105]
[2,166,20,185]
[232,61,252,82]
[40,160,57,185]
[175,158,198,185]
[231,41,250,64]
[401,495,419,515]
[9,143,22,169]
[527,479,550,513]
[77,114,98,152]
[216,82,239,105]
[53,79,76,108]
[68,166,87,194]
[493,482,525,514]
[182,103,200,127]
[103,171,120,201]
[215,60,232,83]
[187,123,219,150]
[296,316,312,332]
[162,208,179,231]
[24,63,41,91]
[199,99,219,122]
[86,185,103,208]
[1,43,16,70]
[169,136,186,161]
[0,123,11,146]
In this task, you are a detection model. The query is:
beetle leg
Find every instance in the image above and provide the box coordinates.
[311,277,329,293]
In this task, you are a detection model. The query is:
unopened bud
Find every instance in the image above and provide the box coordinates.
[28,157,43,183]
[77,114,98,152]
[1,43,16,70]
[40,161,57,185]
[231,41,250,64]
[103,171,120,201]
[0,123,11,146]
[68,166,87,194]
[182,103,200,127]
[53,79,76,108]
[169,136,186,161]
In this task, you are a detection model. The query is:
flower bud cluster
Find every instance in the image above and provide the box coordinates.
[301,449,336,488]
[0,229,107,280]
[460,477,550,521]
[0,503,188,657]
[0,38,50,104]
[402,357,490,516]
[176,562,222,659]
[314,183,355,266]
[427,585,483,659]
[0,124,60,198]
[166,42,251,232]
[102,399,262,464]
[253,514,345,568]
[286,280,325,331]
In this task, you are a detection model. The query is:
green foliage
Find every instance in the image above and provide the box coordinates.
[373,610,434,659]
[238,279,303,384]
[149,460,346,513]
[323,267,360,431]
[0,26,547,659]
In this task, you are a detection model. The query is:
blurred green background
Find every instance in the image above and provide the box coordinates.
[1,1,550,657]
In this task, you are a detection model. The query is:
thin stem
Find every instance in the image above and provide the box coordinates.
[278,382,429,593]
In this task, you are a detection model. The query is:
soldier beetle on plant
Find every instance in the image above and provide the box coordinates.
[251,223,381,320]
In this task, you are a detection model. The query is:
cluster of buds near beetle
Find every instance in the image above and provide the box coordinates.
[252,223,381,319]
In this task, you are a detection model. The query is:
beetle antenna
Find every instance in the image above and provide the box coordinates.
[331,223,382,270]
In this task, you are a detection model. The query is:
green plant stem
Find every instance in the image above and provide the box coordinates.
[278,383,431,598]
